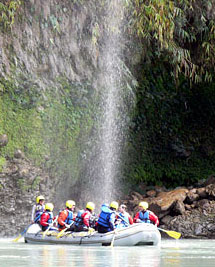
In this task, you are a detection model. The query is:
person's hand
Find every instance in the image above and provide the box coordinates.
[88,228,95,234]
[136,219,142,223]
[65,223,70,228]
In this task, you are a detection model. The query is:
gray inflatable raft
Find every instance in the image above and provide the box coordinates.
[24,223,161,246]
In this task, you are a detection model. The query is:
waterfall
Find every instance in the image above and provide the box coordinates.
[72,0,135,208]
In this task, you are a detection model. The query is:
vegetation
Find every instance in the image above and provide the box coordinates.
[0,0,215,191]
[0,74,95,188]
[129,0,215,83]
[0,0,21,29]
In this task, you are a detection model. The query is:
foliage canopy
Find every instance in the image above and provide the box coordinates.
[130,0,215,82]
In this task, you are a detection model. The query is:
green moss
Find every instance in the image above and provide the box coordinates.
[0,156,6,172]
[32,176,41,190]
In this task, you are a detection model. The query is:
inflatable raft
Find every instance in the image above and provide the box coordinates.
[24,223,161,246]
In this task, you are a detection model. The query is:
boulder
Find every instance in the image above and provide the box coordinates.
[146,190,156,198]
[205,184,215,197]
[196,187,207,198]
[186,190,199,204]
[14,149,25,159]
[149,188,188,212]
[204,175,215,186]
[0,134,8,147]
[173,200,186,215]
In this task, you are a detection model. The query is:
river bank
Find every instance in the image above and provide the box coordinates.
[121,176,215,239]
[1,154,215,238]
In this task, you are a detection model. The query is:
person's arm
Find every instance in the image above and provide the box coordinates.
[109,213,116,230]
[31,205,36,222]
[128,215,133,225]
[58,210,68,226]
[133,212,140,223]
[149,211,159,226]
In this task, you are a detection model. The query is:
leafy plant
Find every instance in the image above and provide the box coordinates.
[0,0,22,30]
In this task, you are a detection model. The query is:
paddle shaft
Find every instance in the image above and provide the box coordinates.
[57,221,74,238]
[116,213,129,226]
[43,215,58,238]
[13,214,41,242]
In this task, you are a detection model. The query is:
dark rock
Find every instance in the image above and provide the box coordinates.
[173,200,185,215]
[161,215,173,225]
[196,199,210,210]
[186,190,199,204]
[146,190,156,198]
[0,134,8,147]
[204,175,215,186]
[197,187,207,198]
[14,149,25,159]
[205,184,215,197]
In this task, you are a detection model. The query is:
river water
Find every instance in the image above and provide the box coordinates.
[0,239,215,267]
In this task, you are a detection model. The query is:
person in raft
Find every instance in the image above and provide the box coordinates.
[74,201,96,232]
[97,201,119,233]
[40,203,55,231]
[115,204,133,228]
[57,200,76,231]
[133,201,159,226]
[31,195,45,224]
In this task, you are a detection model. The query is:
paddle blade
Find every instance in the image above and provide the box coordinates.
[166,230,181,239]
[12,234,22,242]
[57,229,66,239]
[42,230,48,239]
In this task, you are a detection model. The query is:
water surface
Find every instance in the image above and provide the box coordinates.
[0,239,214,267]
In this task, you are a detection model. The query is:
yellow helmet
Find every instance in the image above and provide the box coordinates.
[86,202,95,211]
[45,203,54,211]
[139,201,148,210]
[36,195,45,204]
[66,200,76,209]
[110,201,119,210]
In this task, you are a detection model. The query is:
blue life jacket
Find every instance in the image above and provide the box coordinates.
[118,212,129,226]
[75,210,85,227]
[65,209,73,225]
[98,205,115,228]
[139,210,150,223]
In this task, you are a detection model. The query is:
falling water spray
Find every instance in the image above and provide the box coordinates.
[74,0,136,207]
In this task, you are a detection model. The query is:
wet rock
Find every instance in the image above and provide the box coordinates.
[196,199,210,210]
[204,175,215,186]
[14,149,25,159]
[173,200,185,215]
[18,168,29,177]
[161,215,173,225]
[150,188,188,212]
[197,187,207,198]
[205,184,215,197]
[130,191,143,201]
[0,134,8,147]
[186,190,199,204]
[146,190,156,198]
[194,224,203,236]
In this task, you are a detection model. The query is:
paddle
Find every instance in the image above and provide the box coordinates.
[110,230,117,247]
[158,227,181,239]
[42,216,58,238]
[12,214,41,242]
[57,221,74,239]
[116,213,129,226]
